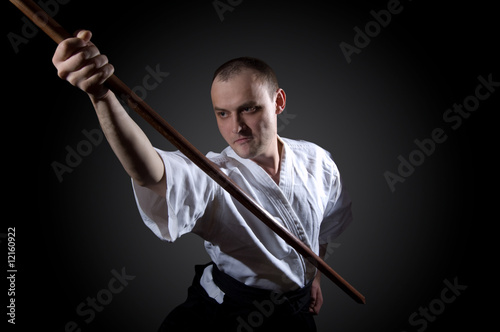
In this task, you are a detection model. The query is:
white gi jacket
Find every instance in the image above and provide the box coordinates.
[133,137,352,303]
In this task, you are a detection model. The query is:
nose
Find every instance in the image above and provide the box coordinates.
[231,113,247,134]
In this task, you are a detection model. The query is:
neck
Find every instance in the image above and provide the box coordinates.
[251,137,283,185]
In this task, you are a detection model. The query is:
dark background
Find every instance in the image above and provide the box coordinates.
[4,0,496,331]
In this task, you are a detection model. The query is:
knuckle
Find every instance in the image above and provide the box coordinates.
[88,44,100,56]
[56,63,72,80]
[97,63,114,80]
[56,41,70,56]
[57,69,69,80]
[58,38,81,56]
[51,54,59,66]
[100,54,109,65]
[73,50,87,63]
[91,54,107,69]
[105,63,115,76]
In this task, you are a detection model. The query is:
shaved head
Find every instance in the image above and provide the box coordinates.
[212,57,279,97]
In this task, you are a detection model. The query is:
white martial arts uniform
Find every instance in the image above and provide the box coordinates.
[132,137,352,303]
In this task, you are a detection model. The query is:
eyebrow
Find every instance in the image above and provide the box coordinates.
[214,101,258,112]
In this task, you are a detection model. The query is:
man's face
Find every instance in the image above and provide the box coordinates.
[211,69,285,160]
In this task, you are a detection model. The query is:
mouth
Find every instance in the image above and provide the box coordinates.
[234,136,252,144]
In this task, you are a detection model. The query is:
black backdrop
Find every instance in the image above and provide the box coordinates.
[4,0,496,331]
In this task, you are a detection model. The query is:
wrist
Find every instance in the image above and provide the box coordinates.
[89,88,112,104]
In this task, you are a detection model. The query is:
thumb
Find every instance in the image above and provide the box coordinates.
[75,30,92,42]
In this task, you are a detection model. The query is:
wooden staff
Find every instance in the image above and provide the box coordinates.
[10,0,365,304]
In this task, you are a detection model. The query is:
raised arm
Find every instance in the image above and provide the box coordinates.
[52,30,166,196]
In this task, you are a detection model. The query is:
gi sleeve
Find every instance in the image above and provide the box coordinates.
[132,148,219,242]
[319,164,353,245]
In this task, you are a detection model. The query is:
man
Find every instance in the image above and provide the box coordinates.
[52,30,353,331]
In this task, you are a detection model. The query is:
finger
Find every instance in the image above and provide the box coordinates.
[53,29,93,65]
[52,37,87,65]
[69,44,101,67]
[65,54,108,84]
[309,298,316,313]
[90,54,110,71]
[73,63,114,94]
[75,29,92,42]
[309,304,319,315]
[68,60,112,88]
[313,297,323,315]
[56,44,101,80]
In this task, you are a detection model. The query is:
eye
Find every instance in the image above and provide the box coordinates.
[217,111,228,118]
[242,106,257,113]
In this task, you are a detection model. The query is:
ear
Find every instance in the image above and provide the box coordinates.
[275,88,286,115]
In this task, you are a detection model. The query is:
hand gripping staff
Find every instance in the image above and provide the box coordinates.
[10,0,365,304]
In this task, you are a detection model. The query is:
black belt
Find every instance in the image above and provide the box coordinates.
[211,263,312,315]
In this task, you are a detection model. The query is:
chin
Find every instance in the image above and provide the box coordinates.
[233,149,252,159]
[232,145,256,160]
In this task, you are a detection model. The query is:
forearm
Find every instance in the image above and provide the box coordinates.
[316,244,328,279]
[310,243,327,314]
[90,91,165,188]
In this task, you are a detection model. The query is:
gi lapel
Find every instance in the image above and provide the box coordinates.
[225,138,313,250]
